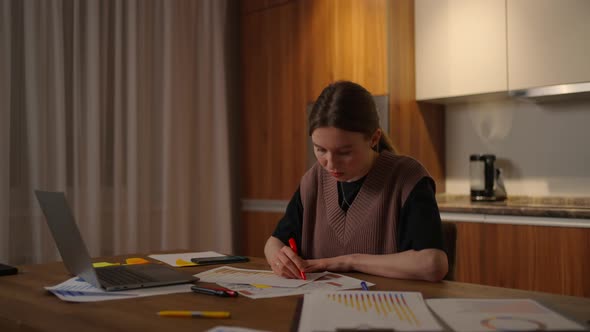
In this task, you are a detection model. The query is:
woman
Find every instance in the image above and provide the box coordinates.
[264,81,448,282]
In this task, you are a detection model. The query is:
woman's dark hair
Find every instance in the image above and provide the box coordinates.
[309,81,395,153]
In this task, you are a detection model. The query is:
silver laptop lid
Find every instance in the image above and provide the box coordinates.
[34,190,101,288]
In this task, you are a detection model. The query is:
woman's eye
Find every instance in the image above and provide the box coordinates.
[315,148,326,154]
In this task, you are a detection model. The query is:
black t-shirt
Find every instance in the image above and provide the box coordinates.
[272,177,444,256]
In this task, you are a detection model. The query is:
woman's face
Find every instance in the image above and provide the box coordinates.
[311,127,381,182]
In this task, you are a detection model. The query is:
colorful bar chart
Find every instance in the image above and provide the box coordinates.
[326,292,421,326]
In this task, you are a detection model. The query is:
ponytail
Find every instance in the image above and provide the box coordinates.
[376,129,396,154]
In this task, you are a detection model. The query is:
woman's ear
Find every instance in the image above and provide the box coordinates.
[370,129,382,148]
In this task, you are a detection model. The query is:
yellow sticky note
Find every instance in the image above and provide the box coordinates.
[176,258,197,267]
[251,284,271,289]
[93,262,120,268]
[125,257,150,265]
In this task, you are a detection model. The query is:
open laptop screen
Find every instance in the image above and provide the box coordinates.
[34,190,101,288]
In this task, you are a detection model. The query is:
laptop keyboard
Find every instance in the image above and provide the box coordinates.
[96,266,157,286]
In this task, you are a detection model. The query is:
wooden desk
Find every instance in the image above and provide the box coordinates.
[1,256,589,331]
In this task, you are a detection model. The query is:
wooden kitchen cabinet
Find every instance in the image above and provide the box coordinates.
[507,0,590,90]
[449,220,590,297]
[415,0,507,100]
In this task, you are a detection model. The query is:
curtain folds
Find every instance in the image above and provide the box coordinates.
[0,0,237,265]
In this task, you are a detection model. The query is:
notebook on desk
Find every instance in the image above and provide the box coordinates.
[35,190,198,291]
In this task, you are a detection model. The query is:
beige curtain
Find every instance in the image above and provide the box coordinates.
[0,0,239,265]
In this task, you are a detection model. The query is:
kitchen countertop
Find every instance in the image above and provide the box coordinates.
[436,194,590,219]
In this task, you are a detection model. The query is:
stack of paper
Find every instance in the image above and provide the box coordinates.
[45,277,192,302]
[297,291,442,332]
[194,266,375,299]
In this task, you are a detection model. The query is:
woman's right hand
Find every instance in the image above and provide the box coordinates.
[270,245,307,279]
[264,236,307,279]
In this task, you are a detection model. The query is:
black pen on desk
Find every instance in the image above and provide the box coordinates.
[191,286,238,297]
[360,281,369,291]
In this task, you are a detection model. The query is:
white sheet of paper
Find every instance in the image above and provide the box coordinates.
[45,276,192,302]
[426,298,585,332]
[195,266,322,288]
[298,291,442,332]
[218,272,375,299]
[148,251,225,267]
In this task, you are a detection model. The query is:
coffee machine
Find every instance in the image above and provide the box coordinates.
[469,154,507,202]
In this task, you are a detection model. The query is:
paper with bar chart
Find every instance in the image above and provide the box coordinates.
[297,291,442,332]
[426,298,585,332]
[195,266,323,288]
[217,272,375,299]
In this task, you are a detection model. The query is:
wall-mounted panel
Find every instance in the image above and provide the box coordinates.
[242,211,284,257]
[241,2,307,200]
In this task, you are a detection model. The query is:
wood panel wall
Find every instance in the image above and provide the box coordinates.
[241,1,307,201]
[241,0,292,15]
[301,0,389,98]
[241,211,284,258]
[453,221,590,297]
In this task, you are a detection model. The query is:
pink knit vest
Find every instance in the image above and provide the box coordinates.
[299,151,430,259]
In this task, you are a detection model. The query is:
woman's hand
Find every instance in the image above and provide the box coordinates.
[265,236,448,282]
[306,250,448,282]
[270,245,307,279]
[264,236,307,279]
[304,256,353,273]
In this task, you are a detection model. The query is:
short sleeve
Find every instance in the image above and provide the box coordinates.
[396,177,444,252]
[271,187,303,248]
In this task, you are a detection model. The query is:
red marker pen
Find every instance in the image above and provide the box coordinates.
[191,286,238,297]
[288,238,306,280]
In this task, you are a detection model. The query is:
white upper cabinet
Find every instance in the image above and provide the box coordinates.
[415,0,590,101]
[415,0,507,100]
[507,0,590,90]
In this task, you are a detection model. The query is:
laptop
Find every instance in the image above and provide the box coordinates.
[35,190,198,291]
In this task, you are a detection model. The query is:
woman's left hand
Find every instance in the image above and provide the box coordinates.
[304,255,353,273]
[305,250,448,282]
